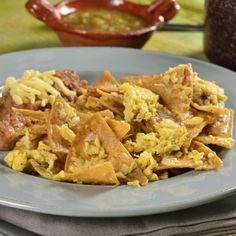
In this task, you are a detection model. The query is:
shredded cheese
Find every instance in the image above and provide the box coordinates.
[5,70,76,106]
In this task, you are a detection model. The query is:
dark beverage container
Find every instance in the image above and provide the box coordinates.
[204,0,236,71]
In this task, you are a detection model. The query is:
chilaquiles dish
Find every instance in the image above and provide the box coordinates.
[0,64,234,186]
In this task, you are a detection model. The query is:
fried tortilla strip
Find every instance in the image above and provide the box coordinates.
[94,70,118,92]
[195,135,235,149]
[191,107,218,124]
[121,64,194,114]
[203,108,234,138]
[191,102,226,115]
[48,96,80,129]
[126,167,148,186]
[156,141,222,171]
[77,111,129,140]
[99,109,114,119]
[106,119,130,140]
[48,125,74,154]
[183,116,207,149]
[65,113,137,175]
[97,90,124,115]
[190,140,223,170]
[85,96,105,111]
[181,107,223,149]
[30,159,119,185]
[193,108,234,148]
[47,97,79,155]
[12,108,46,120]
[15,124,47,150]
[85,90,124,115]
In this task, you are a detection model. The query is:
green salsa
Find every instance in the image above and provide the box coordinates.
[63,9,148,33]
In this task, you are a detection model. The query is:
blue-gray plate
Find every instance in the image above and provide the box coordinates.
[0,47,235,217]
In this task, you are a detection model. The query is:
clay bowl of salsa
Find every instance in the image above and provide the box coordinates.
[25,0,180,48]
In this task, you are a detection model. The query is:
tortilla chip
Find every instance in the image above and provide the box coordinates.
[121,64,194,114]
[191,102,226,114]
[12,108,46,120]
[85,96,105,111]
[156,140,222,171]
[190,140,223,170]
[106,119,130,140]
[65,113,137,175]
[97,90,124,115]
[99,109,114,119]
[190,107,218,124]
[77,111,129,140]
[94,70,118,92]
[30,159,119,185]
[47,97,79,155]
[183,116,207,149]
[15,125,47,150]
[195,135,235,149]
[85,89,124,115]
[203,108,234,138]
[126,168,148,186]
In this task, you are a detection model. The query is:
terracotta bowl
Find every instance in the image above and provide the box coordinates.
[25,0,180,48]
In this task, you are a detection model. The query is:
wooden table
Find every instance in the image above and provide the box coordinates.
[0,0,206,60]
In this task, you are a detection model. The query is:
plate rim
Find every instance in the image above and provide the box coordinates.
[0,47,235,217]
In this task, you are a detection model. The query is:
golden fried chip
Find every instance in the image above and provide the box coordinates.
[191,102,226,114]
[94,70,118,92]
[97,89,124,115]
[203,108,234,138]
[126,168,148,186]
[65,113,137,176]
[99,109,114,119]
[121,64,194,114]
[156,140,222,171]
[85,96,105,111]
[48,96,80,129]
[30,159,119,185]
[190,140,223,170]
[183,116,207,149]
[12,108,46,120]
[106,119,130,140]
[77,111,129,140]
[195,135,235,149]
[47,97,79,155]
[15,125,47,150]
[84,89,124,115]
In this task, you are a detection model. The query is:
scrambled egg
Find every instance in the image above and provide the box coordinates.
[125,119,187,156]
[124,119,188,181]
[136,151,158,181]
[57,98,80,128]
[4,142,57,172]
[119,83,161,122]
[193,77,227,106]
[84,135,107,159]
[68,134,107,173]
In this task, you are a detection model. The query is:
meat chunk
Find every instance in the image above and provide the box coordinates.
[56,70,87,96]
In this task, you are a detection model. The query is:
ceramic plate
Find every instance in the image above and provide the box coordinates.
[0,47,235,217]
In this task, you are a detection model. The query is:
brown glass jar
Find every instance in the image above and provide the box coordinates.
[204,0,236,71]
